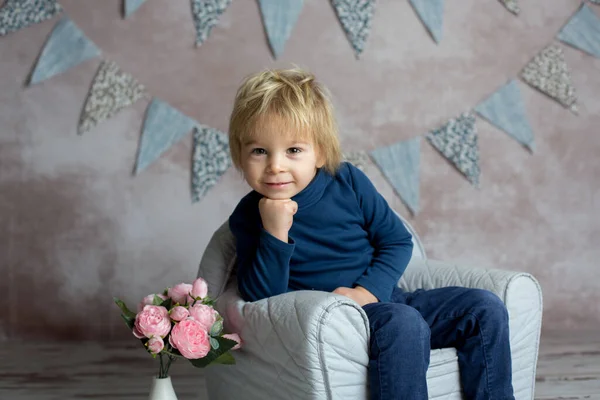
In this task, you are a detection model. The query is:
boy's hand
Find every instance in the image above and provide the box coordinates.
[333,286,378,307]
[259,198,298,243]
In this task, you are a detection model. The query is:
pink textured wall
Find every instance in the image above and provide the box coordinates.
[0,0,598,341]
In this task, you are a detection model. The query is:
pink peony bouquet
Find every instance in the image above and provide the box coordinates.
[114,277,241,378]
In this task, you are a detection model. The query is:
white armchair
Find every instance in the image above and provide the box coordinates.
[197,216,543,399]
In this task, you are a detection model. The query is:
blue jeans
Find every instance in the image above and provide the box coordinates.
[363,286,514,400]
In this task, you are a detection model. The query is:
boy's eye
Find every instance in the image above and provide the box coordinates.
[287,147,302,154]
[251,148,266,155]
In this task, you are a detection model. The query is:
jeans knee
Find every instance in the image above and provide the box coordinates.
[370,303,430,343]
[469,289,509,324]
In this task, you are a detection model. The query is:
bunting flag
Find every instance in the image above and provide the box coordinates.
[590,0,600,5]
[29,16,101,85]
[409,0,444,44]
[557,4,600,59]
[78,60,147,134]
[331,0,376,57]
[370,137,421,216]
[191,126,231,203]
[498,0,519,15]
[135,98,198,174]
[258,0,304,59]
[521,44,578,113]
[426,112,480,187]
[190,0,232,47]
[124,0,147,18]
[475,79,535,152]
[342,151,370,171]
[0,0,62,36]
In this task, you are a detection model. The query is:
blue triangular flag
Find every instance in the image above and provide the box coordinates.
[192,126,231,203]
[475,80,535,152]
[0,0,63,36]
[558,4,600,59]
[331,0,376,57]
[29,16,101,85]
[426,112,480,187]
[370,137,421,215]
[409,0,444,43]
[258,0,304,58]
[135,98,198,174]
[124,0,147,18]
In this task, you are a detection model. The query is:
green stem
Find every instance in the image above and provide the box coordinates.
[158,353,165,378]
[164,355,176,376]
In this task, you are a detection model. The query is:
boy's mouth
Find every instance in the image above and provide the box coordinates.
[264,182,292,188]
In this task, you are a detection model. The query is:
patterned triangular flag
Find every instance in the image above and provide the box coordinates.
[135,98,198,174]
[78,60,147,134]
[590,0,600,5]
[521,44,578,113]
[426,112,480,187]
[498,0,519,15]
[558,4,600,59]
[475,80,535,152]
[192,126,231,203]
[258,0,304,58]
[190,0,232,47]
[342,151,370,171]
[0,0,62,36]
[331,0,376,57]
[124,0,147,18]
[409,0,444,43]
[29,16,101,85]
[370,137,421,216]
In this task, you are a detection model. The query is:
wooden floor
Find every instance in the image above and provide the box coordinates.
[0,330,598,399]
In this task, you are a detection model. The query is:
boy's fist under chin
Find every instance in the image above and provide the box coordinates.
[259,197,298,243]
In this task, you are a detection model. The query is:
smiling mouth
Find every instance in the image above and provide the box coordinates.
[264,182,292,187]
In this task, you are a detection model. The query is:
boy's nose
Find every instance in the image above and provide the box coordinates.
[266,155,285,173]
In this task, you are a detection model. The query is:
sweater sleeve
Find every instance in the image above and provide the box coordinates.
[229,196,295,302]
[347,164,414,302]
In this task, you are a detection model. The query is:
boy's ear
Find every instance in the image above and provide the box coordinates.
[316,152,326,168]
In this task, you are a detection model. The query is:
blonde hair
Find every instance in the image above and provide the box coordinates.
[228,67,342,175]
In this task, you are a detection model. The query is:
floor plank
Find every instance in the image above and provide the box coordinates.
[0,330,598,399]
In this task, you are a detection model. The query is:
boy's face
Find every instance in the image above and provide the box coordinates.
[240,117,323,200]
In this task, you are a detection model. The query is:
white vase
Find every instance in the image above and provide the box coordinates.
[148,376,178,400]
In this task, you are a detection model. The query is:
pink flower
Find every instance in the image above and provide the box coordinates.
[189,303,218,331]
[134,305,171,339]
[223,333,242,351]
[132,325,145,339]
[170,306,189,322]
[138,294,168,312]
[147,336,164,354]
[168,283,193,305]
[191,277,208,300]
[169,319,211,359]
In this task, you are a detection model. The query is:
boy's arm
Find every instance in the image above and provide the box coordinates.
[229,199,294,302]
[348,165,414,302]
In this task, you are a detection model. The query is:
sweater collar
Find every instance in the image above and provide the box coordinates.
[292,168,331,210]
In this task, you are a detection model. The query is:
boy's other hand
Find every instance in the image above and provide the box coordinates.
[259,197,298,243]
[333,286,378,307]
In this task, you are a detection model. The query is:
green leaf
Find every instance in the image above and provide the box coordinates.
[188,337,238,368]
[114,297,137,320]
[209,337,219,350]
[159,297,172,310]
[212,352,236,365]
[209,320,223,337]
[152,295,163,305]
[120,313,135,330]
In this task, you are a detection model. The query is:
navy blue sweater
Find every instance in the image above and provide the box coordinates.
[229,162,413,303]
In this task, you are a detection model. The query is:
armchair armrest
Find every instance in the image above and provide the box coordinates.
[399,259,543,400]
[209,281,370,400]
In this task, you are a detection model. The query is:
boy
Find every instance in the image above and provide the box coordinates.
[227,67,514,399]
